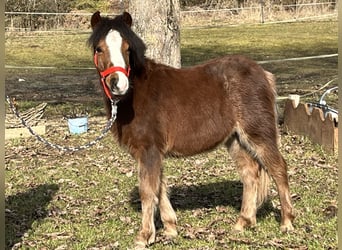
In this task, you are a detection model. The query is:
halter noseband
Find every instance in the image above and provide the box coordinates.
[94,52,131,100]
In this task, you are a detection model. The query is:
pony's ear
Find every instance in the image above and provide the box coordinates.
[91,11,102,30]
[122,12,133,27]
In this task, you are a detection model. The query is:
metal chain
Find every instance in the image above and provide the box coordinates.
[6,96,117,152]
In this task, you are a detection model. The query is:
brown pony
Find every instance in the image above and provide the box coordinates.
[88,11,294,248]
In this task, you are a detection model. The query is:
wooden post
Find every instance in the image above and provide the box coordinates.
[283,99,338,152]
[260,0,265,23]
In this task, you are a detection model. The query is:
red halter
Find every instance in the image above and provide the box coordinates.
[94,52,131,99]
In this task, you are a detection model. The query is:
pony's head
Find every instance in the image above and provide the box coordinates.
[88,11,146,97]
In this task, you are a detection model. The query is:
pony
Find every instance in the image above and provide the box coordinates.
[88,11,294,248]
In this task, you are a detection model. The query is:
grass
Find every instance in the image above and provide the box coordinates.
[5,31,92,69]
[5,132,337,249]
[181,21,337,64]
[5,20,338,249]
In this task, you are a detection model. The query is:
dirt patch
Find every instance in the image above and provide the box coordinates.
[5,69,102,104]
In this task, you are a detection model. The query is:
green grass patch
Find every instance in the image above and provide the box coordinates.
[5,133,337,249]
[181,21,337,65]
[5,32,93,69]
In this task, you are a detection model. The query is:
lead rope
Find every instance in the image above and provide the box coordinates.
[6,96,118,152]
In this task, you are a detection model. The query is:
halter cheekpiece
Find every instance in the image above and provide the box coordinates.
[94,52,130,100]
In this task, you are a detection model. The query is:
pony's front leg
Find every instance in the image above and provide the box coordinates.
[135,146,162,249]
[159,177,177,238]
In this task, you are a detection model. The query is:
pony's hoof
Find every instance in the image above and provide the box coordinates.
[134,240,148,250]
[233,216,256,233]
[232,223,244,234]
[134,241,147,250]
[164,226,178,239]
[135,231,155,249]
[280,222,294,233]
[148,234,156,245]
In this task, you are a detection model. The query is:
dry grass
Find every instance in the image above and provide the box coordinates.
[180,3,337,27]
[5,122,337,249]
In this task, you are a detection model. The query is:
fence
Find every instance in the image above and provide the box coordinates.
[5,1,337,31]
[181,1,337,27]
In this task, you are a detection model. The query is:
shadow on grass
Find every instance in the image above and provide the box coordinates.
[5,184,59,250]
[129,180,278,222]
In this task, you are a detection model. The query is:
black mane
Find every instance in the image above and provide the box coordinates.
[88,14,147,75]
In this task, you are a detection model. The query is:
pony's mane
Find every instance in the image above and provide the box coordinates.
[88,14,147,75]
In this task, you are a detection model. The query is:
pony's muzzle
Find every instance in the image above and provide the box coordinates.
[108,72,129,95]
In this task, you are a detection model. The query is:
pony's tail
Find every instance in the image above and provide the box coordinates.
[257,70,273,208]
[257,166,270,208]
[264,70,281,146]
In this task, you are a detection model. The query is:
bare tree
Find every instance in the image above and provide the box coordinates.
[128,0,181,68]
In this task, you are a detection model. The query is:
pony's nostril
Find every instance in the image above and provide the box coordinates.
[110,77,119,91]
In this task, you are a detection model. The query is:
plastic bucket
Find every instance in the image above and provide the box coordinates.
[67,116,88,134]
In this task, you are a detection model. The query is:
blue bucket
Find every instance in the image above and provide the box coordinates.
[67,116,88,134]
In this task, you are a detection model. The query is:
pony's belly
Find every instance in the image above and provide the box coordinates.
[169,129,230,156]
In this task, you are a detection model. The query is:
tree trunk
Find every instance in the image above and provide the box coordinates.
[128,0,181,68]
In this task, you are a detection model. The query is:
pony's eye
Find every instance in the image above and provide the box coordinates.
[95,47,103,53]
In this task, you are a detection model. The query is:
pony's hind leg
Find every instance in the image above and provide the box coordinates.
[159,178,178,239]
[135,146,162,248]
[262,148,294,232]
[228,139,269,232]
[233,129,294,233]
